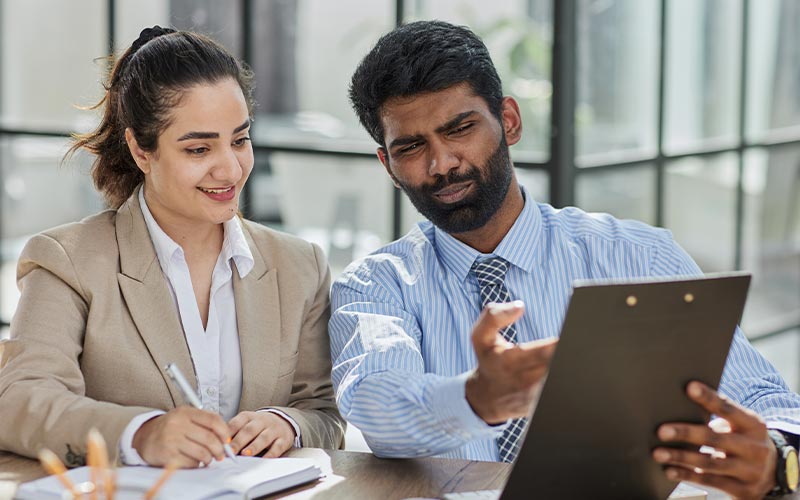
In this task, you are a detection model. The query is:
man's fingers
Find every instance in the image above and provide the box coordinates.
[656,422,772,461]
[661,466,752,499]
[472,301,525,352]
[508,337,558,365]
[685,382,763,433]
[653,447,762,483]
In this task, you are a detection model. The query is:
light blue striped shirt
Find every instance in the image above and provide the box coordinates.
[329,189,800,461]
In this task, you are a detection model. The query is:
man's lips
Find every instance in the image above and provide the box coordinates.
[433,181,473,204]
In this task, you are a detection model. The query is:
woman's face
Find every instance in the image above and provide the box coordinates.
[136,77,253,231]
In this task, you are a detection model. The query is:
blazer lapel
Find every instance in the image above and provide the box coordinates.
[234,223,281,411]
[115,189,195,407]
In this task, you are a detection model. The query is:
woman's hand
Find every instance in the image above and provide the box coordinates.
[228,411,296,458]
[132,407,231,468]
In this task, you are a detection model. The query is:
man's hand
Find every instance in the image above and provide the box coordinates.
[132,407,230,468]
[652,381,777,499]
[228,411,296,458]
[465,301,558,424]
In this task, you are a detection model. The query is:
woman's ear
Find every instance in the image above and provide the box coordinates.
[125,128,151,174]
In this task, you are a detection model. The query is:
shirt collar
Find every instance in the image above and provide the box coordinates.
[138,187,254,279]
[432,185,542,283]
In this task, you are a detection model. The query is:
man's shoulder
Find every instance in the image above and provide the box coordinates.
[333,223,436,291]
[538,203,674,250]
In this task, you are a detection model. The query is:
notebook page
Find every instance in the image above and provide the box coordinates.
[16,456,321,499]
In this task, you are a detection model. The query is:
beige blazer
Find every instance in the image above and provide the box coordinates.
[0,190,345,465]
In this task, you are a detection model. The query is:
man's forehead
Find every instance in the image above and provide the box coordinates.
[379,84,489,135]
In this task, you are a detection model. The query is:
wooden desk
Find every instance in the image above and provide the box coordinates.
[2,448,797,500]
[0,448,509,500]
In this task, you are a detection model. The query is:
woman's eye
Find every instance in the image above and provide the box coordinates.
[233,137,252,147]
[187,147,208,155]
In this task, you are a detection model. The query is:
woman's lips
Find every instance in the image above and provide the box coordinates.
[198,186,236,202]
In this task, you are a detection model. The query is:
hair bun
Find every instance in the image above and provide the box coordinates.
[130,25,177,55]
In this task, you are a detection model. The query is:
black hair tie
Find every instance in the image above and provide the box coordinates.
[130,25,177,55]
[110,25,176,87]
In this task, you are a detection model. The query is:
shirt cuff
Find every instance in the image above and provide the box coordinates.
[259,409,302,447]
[119,410,166,465]
[430,371,509,441]
[767,422,800,448]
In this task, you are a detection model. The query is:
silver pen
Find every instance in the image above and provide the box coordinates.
[164,363,239,463]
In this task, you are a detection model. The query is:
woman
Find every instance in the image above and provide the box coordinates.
[0,26,345,468]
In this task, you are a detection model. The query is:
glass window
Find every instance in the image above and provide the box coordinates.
[575,0,659,163]
[115,0,170,53]
[249,0,393,149]
[0,136,101,325]
[663,0,742,154]
[1,0,107,131]
[740,147,800,339]
[405,0,554,157]
[576,165,656,224]
[248,151,392,277]
[664,153,739,272]
[746,0,800,141]
[751,330,800,393]
[516,167,550,205]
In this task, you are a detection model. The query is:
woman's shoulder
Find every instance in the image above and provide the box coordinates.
[21,209,120,272]
[33,209,118,249]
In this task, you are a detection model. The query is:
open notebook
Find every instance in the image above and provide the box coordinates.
[15,456,322,500]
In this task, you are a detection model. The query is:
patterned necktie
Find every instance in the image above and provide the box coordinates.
[471,257,527,463]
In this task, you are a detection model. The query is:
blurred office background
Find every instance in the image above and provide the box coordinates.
[0,0,797,399]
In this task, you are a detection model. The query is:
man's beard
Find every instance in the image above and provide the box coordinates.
[398,137,513,234]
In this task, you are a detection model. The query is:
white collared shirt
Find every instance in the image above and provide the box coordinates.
[119,188,299,465]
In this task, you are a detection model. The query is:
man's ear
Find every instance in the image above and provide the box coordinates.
[377,147,401,188]
[500,96,523,146]
[124,128,152,175]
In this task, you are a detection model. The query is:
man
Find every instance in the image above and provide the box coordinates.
[330,20,800,499]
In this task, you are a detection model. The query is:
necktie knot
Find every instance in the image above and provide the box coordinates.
[471,257,510,289]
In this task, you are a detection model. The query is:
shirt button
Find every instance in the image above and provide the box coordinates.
[206,387,217,397]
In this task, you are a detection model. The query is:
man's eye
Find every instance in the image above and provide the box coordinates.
[400,143,419,154]
[449,123,473,135]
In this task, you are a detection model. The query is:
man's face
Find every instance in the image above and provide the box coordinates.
[377,83,521,234]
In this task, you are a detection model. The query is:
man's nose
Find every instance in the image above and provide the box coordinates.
[427,141,460,177]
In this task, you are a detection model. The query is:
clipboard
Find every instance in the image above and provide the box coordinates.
[501,272,751,500]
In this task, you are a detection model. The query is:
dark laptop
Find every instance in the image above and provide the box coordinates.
[497,273,750,499]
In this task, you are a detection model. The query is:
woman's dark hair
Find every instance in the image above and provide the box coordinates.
[68,26,255,208]
[349,20,503,147]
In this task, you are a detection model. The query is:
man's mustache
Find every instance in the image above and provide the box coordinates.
[420,168,481,194]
